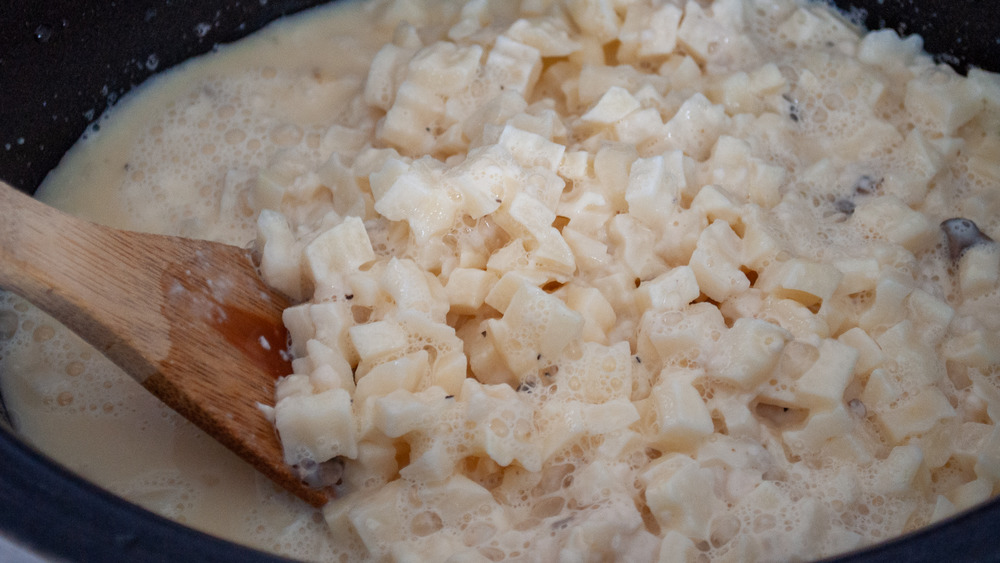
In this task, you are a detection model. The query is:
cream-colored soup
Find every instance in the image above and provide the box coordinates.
[2,0,1000,561]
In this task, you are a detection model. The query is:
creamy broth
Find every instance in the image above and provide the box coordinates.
[0,1,384,558]
[2,0,1000,561]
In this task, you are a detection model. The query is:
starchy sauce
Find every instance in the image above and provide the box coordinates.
[2,0,1000,561]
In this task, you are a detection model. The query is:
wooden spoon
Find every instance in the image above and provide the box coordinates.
[0,181,330,508]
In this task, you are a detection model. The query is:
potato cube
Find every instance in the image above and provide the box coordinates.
[875,320,942,386]
[608,214,667,280]
[689,220,749,302]
[485,36,542,97]
[373,166,461,242]
[274,388,357,464]
[349,320,408,364]
[640,454,724,541]
[852,195,938,253]
[959,243,1000,298]
[905,67,984,136]
[498,124,565,172]
[690,184,742,226]
[710,318,791,389]
[858,275,913,331]
[950,478,994,512]
[505,17,582,57]
[837,327,885,375]
[650,370,714,448]
[355,350,429,403]
[833,258,880,295]
[661,93,729,161]
[872,445,924,494]
[581,86,641,124]
[565,0,621,43]
[445,268,498,314]
[376,82,442,155]
[858,29,923,68]
[625,152,687,228]
[635,266,700,313]
[406,41,482,96]
[566,285,616,342]
[363,44,413,110]
[876,385,956,443]
[943,330,1000,368]
[860,368,902,410]
[283,303,316,357]
[640,303,726,365]
[619,2,682,58]
[257,210,304,299]
[493,283,583,374]
[794,339,859,408]
[757,258,843,308]
[783,404,854,452]
[380,257,447,319]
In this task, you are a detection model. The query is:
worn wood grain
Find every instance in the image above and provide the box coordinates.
[0,181,330,507]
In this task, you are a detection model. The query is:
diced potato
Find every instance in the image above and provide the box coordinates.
[376,82,443,154]
[832,258,880,296]
[949,478,994,512]
[661,93,729,161]
[943,330,1000,368]
[372,164,461,242]
[650,370,714,448]
[581,86,641,124]
[783,404,854,452]
[405,41,482,96]
[566,285,616,342]
[905,67,984,136]
[349,320,409,364]
[858,28,923,69]
[364,43,417,110]
[565,0,621,44]
[640,454,724,541]
[608,214,667,280]
[445,268,498,314]
[690,184,742,226]
[959,243,1000,298]
[635,267,700,313]
[837,327,885,375]
[498,124,566,172]
[257,210,305,299]
[484,35,542,97]
[505,17,582,57]
[274,388,357,464]
[689,220,749,302]
[640,303,726,366]
[871,445,924,494]
[619,2,682,58]
[875,320,942,386]
[793,339,859,408]
[492,283,583,374]
[757,258,843,308]
[710,318,791,389]
[876,385,956,443]
[860,368,902,410]
[851,195,938,253]
[858,275,913,331]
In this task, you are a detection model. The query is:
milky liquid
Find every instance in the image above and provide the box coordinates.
[0,1,389,558]
[2,0,1000,561]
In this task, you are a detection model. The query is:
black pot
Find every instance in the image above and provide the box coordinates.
[0,1,997,561]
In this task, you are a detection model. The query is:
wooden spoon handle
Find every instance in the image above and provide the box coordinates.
[0,182,330,507]
[0,183,171,380]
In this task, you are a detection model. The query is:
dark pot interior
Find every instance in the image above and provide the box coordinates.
[0,0,998,561]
